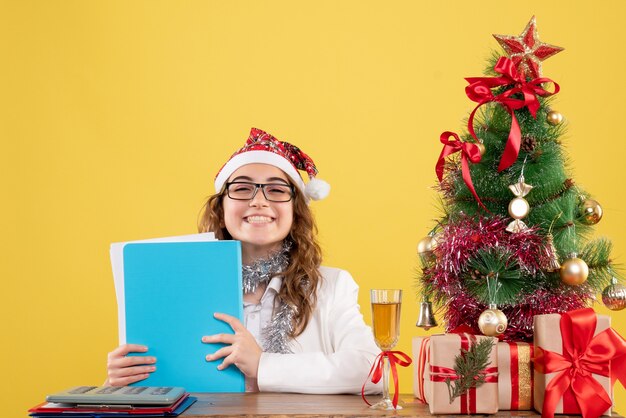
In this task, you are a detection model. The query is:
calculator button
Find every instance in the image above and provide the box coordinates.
[96,386,123,394]
[123,386,148,394]
[69,386,97,394]
[150,387,173,395]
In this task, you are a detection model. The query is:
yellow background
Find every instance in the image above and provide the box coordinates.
[2,1,625,415]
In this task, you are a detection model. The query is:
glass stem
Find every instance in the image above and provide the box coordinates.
[382,354,391,403]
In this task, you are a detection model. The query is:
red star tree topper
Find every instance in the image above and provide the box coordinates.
[493,16,564,79]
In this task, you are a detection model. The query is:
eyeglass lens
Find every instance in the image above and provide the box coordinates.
[227,182,293,202]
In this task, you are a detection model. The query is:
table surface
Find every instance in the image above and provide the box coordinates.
[182,393,623,417]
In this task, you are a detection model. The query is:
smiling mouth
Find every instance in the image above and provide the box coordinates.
[245,216,274,224]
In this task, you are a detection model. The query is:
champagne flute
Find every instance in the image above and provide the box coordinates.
[370,289,402,410]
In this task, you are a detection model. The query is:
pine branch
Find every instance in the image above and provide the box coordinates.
[463,248,522,305]
[445,338,495,404]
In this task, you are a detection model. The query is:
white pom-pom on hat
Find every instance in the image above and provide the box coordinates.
[305,177,331,201]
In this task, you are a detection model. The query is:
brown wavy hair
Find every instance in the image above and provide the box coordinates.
[197,182,322,337]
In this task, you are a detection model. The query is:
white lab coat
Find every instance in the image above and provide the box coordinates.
[257,266,382,394]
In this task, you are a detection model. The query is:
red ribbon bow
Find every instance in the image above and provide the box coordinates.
[465,56,559,172]
[435,131,485,210]
[361,350,412,409]
[534,308,626,418]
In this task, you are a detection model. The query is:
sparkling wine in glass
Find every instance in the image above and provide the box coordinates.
[370,289,402,410]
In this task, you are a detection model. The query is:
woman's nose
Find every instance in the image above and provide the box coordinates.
[249,187,269,207]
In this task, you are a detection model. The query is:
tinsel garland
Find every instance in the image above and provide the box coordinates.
[242,241,297,354]
[242,241,291,293]
[444,290,587,341]
[423,215,591,341]
[261,298,297,354]
[430,215,551,279]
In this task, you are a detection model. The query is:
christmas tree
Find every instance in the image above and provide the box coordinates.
[417,16,626,341]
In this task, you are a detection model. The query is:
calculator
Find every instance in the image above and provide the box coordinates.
[45,386,186,405]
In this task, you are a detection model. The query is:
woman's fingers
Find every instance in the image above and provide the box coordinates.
[108,364,156,379]
[218,352,239,371]
[201,333,236,345]
[108,355,156,369]
[201,314,262,378]
[207,347,239,371]
[105,344,155,387]
[108,344,148,358]
[205,345,233,362]
[213,312,246,332]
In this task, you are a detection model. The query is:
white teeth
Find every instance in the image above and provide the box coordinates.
[246,216,273,223]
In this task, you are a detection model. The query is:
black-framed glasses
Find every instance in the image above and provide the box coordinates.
[225,181,295,202]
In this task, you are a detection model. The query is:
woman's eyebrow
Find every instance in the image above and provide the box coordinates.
[266,177,289,184]
[230,176,254,182]
[230,175,289,184]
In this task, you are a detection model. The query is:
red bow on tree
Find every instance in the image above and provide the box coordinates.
[534,308,626,418]
[465,56,559,172]
[435,131,485,210]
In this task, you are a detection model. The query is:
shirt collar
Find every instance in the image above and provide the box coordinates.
[243,276,283,307]
[259,276,282,305]
[265,275,283,295]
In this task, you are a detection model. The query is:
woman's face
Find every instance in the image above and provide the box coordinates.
[222,163,294,260]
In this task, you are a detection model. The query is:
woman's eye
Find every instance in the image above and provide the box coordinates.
[234,185,253,192]
[267,186,289,194]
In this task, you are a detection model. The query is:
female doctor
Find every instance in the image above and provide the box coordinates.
[105,128,380,394]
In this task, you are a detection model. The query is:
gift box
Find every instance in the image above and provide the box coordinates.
[497,341,534,410]
[413,333,498,414]
[533,308,620,418]
[412,336,431,402]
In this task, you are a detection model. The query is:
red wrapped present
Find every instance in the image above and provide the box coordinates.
[413,336,431,402]
[497,341,534,410]
[533,308,626,418]
[413,333,498,414]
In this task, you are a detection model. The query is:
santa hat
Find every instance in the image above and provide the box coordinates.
[214,128,330,201]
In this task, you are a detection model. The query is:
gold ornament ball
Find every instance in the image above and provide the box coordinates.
[602,281,626,311]
[478,307,508,337]
[417,235,436,263]
[508,197,530,220]
[546,110,563,126]
[579,199,603,225]
[560,257,589,286]
[476,142,486,157]
[417,235,434,253]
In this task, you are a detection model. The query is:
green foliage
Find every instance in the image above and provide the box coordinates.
[462,248,525,305]
[445,95,571,220]
[581,238,618,291]
[445,338,495,404]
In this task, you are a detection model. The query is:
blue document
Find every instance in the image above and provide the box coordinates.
[123,240,244,392]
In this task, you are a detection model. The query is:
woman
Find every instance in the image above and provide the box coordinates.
[106,128,380,394]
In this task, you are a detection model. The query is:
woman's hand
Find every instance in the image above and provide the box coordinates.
[105,344,156,386]
[202,313,262,378]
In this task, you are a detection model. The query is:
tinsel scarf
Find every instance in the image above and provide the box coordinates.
[242,241,291,294]
[242,241,295,354]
